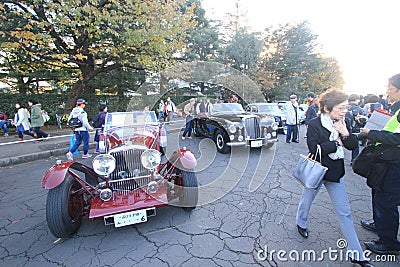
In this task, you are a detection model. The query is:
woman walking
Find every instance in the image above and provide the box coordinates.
[14,102,35,141]
[28,99,49,139]
[295,89,372,267]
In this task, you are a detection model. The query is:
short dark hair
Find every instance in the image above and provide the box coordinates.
[319,88,348,113]
[348,94,360,102]
[307,92,315,98]
[99,104,107,112]
[28,99,38,105]
[389,73,400,90]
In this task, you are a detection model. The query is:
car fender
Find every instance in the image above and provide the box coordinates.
[42,161,99,189]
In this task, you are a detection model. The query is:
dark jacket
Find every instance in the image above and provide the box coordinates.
[305,104,319,125]
[307,116,358,182]
[367,131,400,161]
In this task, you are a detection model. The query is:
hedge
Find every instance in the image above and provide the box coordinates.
[0,94,131,125]
[0,93,194,125]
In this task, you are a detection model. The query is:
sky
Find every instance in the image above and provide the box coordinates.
[201,0,400,96]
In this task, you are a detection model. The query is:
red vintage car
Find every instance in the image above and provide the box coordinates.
[42,111,198,238]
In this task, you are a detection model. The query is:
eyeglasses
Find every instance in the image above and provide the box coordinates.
[334,105,349,111]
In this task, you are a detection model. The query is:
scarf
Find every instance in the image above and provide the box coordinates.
[320,113,344,160]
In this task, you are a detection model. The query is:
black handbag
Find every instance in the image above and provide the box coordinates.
[352,144,388,191]
[292,145,328,189]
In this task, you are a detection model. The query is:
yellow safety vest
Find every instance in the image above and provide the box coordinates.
[382,109,400,133]
[374,109,400,147]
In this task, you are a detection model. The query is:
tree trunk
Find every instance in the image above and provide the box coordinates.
[65,80,84,112]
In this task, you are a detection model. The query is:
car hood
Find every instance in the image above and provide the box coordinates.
[211,112,257,121]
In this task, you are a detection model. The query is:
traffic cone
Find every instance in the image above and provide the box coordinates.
[69,134,81,155]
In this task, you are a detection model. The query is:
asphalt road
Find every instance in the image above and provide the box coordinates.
[0,125,398,266]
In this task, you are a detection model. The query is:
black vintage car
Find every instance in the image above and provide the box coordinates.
[193,103,279,153]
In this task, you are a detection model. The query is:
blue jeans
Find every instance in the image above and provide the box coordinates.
[296,179,367,261]
[70,131,90,154]
[33,126,48,138]
[182,119,193,137]
[286,124,298,142]
[158,111,164,121]
[17,129,35,139]
[0,120,8,134]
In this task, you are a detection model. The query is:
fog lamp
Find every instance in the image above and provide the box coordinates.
[100,188,112,201]
[147,181,158,194]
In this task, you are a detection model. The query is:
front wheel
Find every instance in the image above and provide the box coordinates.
[264,143,274,149]
[214,130,230,154]
[179,170,198,211]
[46,174,84,238]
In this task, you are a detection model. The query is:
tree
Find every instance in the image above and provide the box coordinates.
[0,0,195,110]
[256,21,343,100]
[224,28,263,72]
[0,2,72,94]
[182,0,220,61]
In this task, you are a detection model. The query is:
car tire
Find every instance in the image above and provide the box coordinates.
[46,174,84,238]
[264,143,274,149]
[214,129,230,154]
[179,170,198,211]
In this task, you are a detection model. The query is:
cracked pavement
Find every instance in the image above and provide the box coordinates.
[0,125,398,266]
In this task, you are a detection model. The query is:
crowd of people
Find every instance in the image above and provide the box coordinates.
[0,99,50,141]
[291,74,400,266]
[2,79,399,264]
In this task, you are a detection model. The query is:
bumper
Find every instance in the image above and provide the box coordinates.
[89,187,168,219]
[227,138,278,147]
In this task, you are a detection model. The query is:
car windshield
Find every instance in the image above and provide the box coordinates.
[258,104,281,113]
[104,111,158,131]
[212,103,245,114]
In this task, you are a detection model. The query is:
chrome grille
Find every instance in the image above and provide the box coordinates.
[109,176,151,192]
[109,147,149,180]
[244,117,261,139]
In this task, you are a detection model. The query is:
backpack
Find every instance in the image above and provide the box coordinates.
[41,110,50,123]
[68,112,83,128]
[92,114,102,128]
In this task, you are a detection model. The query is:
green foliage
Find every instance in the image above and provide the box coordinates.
[182,0,221,61]
[0,0,196,110]
[256,21,343,100]
[224,28,263,72]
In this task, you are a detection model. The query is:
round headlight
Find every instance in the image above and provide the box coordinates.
[228,124,236,133]
[141,149,161,170]
[92,154,116,176]
[272,122,279,131]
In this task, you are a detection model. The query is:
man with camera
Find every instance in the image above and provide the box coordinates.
[346,94,367,163]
